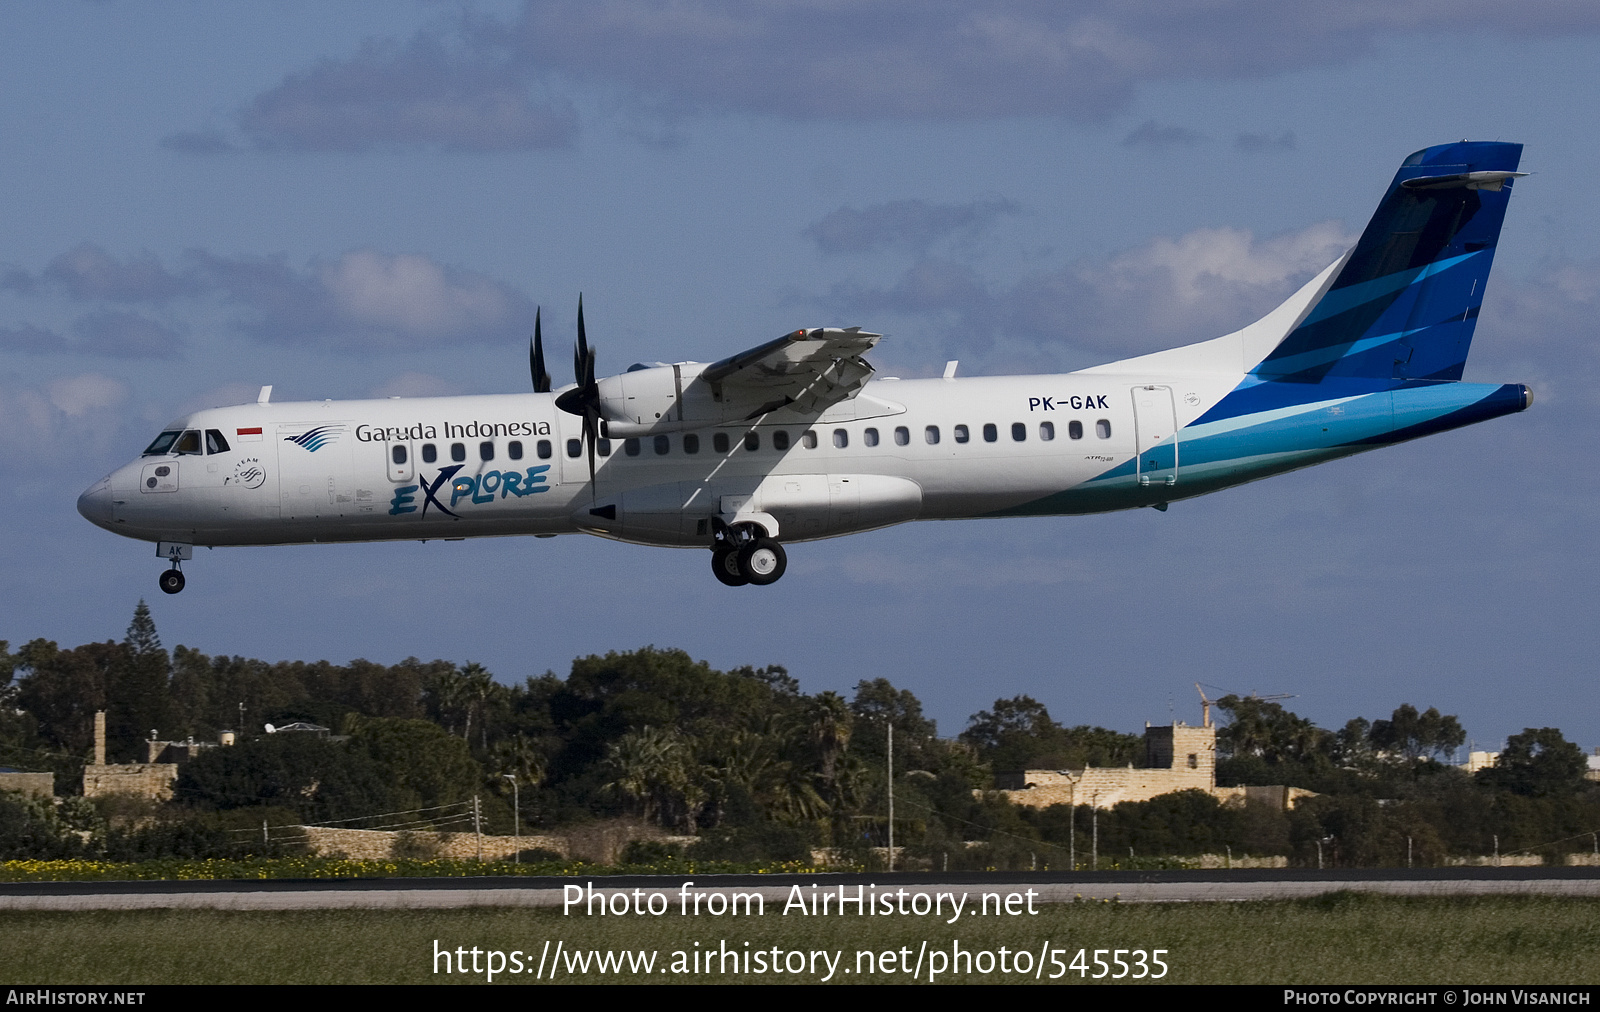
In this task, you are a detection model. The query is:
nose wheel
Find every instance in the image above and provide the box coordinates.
[158,566,185,595]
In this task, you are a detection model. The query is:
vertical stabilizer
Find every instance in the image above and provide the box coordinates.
[1252,141,1524,383]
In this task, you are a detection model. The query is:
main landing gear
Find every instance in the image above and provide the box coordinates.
[158,565,185,595]
[710,521,787,587]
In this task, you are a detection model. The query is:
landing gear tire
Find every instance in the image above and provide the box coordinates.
[712,547,749,587]
[158,569,185,595]
[738,538,787,586]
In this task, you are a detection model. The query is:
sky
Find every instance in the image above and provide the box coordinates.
[3,1,1599,755]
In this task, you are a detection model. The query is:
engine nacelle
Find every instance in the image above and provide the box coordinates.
[597,362,728,437]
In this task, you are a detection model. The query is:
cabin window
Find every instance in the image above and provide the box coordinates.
[624,438,641,457]
[450,442,466,462]
[537,439,552,459]
[479,441,494,461]
[983,423,998,443]
[1011,422,1026,442]
[1068,420,1083,440]
[833,428,848,449]
[391,445,407,466]
[654,434,670,455]
[864,427,879,447]
[683,433,700,454]
[142,430,182,455]
[508,440,523,460]
[1039,421,1055,441]
[422,443,438,463]
[925,425,940,445]
[566,438,581,458]
[174,430,203,455]
[714,432,730,453]
[1096,419,1112,439]
[772,430,790,451]
[954,424,969,443]
[598,439,612,457]
[894,426,909,446]
[744,432,760,451]
[803,430,818,449]
[205,430,230,454]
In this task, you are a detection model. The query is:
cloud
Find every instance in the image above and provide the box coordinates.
[159,128,236,155]
[43,244,199,302]
[1122,120,1205,150]
[178,2,1600,151]
[3,245,535,355]
[189,248,536,351]
[0,324,69,355]
[0,373,131,461]
[822,220,1357,362]
[45,373,129,417]
[70,311,185,359]
[370,372,468,398]
[233,34,577,152]
[0,267,36,296]
[1235,129,1296,153]
[805,198,1020,255]
[1474,261,1600,411]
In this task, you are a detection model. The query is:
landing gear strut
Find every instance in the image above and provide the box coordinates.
[710,520,787,587]
[158,565,185,595]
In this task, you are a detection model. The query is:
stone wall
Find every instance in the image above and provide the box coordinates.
[82,763,177,800]
[300,826,570,861]
[0,772,55,799]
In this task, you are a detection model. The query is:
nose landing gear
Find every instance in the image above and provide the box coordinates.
[156,541,192,595]
[709,520,788,587]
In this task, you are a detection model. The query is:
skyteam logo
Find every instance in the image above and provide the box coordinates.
[283,425,346,452]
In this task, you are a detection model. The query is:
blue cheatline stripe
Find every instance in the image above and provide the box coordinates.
[984,382,1521,518]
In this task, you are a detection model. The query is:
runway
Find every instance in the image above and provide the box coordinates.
[4,868,1599,911]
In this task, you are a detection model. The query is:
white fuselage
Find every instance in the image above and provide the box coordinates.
[79,368,1252,552]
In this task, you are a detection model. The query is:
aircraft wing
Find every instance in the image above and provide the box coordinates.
[700,327,881,418]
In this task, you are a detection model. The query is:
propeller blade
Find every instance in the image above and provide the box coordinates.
[584,410,598,490]
[577,293,588,370]
[531,308,550,393]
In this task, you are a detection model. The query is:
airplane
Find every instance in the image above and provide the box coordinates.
[78,140,1532,594]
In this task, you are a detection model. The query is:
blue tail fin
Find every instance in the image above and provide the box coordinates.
[1253,141,1523,384]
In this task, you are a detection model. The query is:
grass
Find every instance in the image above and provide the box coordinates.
[3,893,1598,984]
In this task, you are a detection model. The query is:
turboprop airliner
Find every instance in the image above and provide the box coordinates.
[79,141,1532,593]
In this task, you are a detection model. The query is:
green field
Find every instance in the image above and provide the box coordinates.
[4,893,1598,984]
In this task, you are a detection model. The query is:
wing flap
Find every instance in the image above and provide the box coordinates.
[704,326,881,416]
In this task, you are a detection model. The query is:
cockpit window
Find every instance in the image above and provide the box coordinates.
[205,429,230,454]
[174,430,203,455]
[142,430,182,455]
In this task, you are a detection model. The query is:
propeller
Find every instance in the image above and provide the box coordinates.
[554,294,603,487]
[530,307,551,394]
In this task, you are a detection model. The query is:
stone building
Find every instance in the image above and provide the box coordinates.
[993,717,1312,811]
[80,710,230,800]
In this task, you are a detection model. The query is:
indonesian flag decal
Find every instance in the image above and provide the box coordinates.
[236,427,263,442]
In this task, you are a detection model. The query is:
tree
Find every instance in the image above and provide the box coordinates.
[1476,728,1588,797]
[114,600,171,745]
[961,696,1140,771]
[1217,695,1330,766]
[1369,704,1466,762]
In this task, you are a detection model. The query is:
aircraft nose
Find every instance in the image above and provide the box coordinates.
[77,479,113,526]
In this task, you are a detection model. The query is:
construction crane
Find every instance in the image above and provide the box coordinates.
[1194,683,1296,728]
